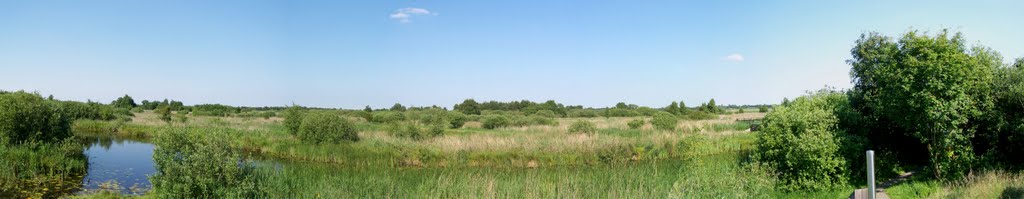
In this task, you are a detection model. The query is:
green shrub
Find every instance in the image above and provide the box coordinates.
[532,110,558,118]
[57,101,100,120]
[150,128,264,198]
[446,111,468,128]
[388,122,445,140]
[0,91,71,144]
[651,112,678,130]
[482,115,511,129]
[681,111,717,120]
[568,120,597,134]
[567,109,599,118]
[283,105,305,135]
[155,105,172,123]
[191,104,237,117]
[370,111,406,123]
[130,107,144,113]
[297,112,359,144]
[110,94,136,109]
[603,108,640,117]
[758,106,769,113]
[754,91,865,191]
[627,118,644,129]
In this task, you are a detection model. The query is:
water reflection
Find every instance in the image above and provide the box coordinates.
[80,136,156,194]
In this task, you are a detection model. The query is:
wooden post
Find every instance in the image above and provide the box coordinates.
[867,150,875,199]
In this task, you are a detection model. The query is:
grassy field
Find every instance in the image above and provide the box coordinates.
[64,111,1024,198]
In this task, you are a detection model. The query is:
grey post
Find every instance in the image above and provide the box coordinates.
[866,150,875,199]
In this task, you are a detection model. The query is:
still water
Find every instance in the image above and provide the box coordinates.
[80,136,156,194]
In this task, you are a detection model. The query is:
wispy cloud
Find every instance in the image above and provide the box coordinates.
[390,8,434,23]
[723,53,745,62]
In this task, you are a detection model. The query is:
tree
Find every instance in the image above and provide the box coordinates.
[389,103,406,112]
[111,94,137,109]
[155,104,172,123]
[848,30,1000,180]
[665,101,680,115]
[453,99,481,115]
[364,105,373,112]
[615,102,629,109]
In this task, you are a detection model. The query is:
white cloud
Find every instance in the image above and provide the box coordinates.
[723,53,745,62]
[390,8,434,23]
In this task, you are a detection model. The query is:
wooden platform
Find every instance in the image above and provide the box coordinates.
[849,188,889,199]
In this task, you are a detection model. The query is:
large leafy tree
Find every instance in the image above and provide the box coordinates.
[848,30,1001,179]
[111,94,137,109]
[453,99,481,115]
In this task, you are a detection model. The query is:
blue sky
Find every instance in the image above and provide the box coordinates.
[2,1,1022,109]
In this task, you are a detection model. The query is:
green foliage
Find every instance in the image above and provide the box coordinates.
[754,91,864,191]
[567,109,599,118]
[568,120,597,134]
[389,103,407,112]
[283,105,305,136]
[532,110,558,118]
[453,99,481,115]
[0,140,86,198]
[758,106,769,113]
[0,91,71,144]
[150,128,264,198]
[628,118,644,129]
[482,115,511,129]
[297,111,359,144]
[370,111,406,123]
[848,30,1000,180]
[191,104,238,117]
[603,108,640,117]
[110,94,136,109]
[155,104,172,123]
[651,112,678,130]
[446,111,468,128]
[665,101,680,115]
[388,122,445,140]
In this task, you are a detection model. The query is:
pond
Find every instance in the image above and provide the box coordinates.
[80,136,157,194]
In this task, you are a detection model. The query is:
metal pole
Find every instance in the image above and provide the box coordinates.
[867,150,875,199]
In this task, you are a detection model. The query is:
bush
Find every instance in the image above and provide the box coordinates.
[532,110,558,118]
[568,120,597,134]
[155,105,172,123]
[150,128,264,198]
[57,101,100,120]
[627,118,644,129]
[527,115,558,126]
[603,108,640,117]
[190,104,237,117]
[297,112,359,144]
[0,91,71,144]
[758,106,769,113]
[482,115,511,129]
[282,105,305,135]
[681,111,718,120]
[651,112,678,130]
[567,109,599,118]
[446,111,468,128]
[370,111,406,123]
[754,91,866,191]
[388,122,445,140]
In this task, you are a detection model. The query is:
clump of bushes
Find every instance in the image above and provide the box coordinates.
[283,105,305,135]
[0,91,71,144]
[482,115,511,129]
[568,120,597,134]
[754,91,865,191]
[627,118,644,129]
[651,112,678,130]
[370,111,406,123]
[567,109,599,117]
[150,128,264,198]
[297,111,359,144]
[388,122,445,140]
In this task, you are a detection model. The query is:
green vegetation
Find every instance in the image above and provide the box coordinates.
[627,118,644,129]
[651,112,678,130]
[297,111,359,143]
[568,120,597,134]
[150,127,264,198]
